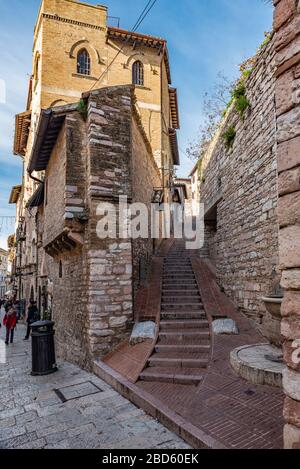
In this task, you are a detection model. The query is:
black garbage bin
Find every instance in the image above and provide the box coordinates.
[30,320,58,376]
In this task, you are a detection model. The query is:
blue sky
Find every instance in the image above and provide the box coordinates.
[0,0,273,248]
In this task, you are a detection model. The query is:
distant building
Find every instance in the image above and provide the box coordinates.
[0,248,8,297]
[189,163,200,216]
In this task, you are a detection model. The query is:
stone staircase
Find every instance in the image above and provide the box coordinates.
[140,241,211,385]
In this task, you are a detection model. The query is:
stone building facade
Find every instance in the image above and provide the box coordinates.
[0,248,8,298]
[273,0,300,450]
[9,0,180,344]
[25,85,169,368]
[196,36,280,338]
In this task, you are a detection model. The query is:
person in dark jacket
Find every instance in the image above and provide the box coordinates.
[24,301,40,341]
[3,306,17,345]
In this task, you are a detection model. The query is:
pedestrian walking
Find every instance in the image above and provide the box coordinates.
[24,301,40,341]
[3,306,17,345]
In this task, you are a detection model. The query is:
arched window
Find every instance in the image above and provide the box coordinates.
[77,49,91,75]
[132,61,144,86]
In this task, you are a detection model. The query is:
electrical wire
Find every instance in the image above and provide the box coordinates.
[131,0,153,32]
[133,0,158,32]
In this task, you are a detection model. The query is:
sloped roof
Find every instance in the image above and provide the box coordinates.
[169,87,180,129]
[14,111,31,156]
[9,185,22,204]
[107,26,171,84]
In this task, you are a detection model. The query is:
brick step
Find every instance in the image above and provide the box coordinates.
[163,269,194,274]
[164,261,192,264]
[158,338,210,346]
[164,259,191,263]
[163,278,198,289]
[162,293,201,299]
[148,356,208,369]
[162,285,198,291]
[160,320,209,330]
[159,331,210,340]
[161,311,206,320]
[162,289,200,294]
[139,367,204,385]
[162,285,200,295]
[161,300,202,307]
[162,271,196,280]
[165,261,192,264]
[161,303,203,311]
[162,294,201,300]
[155,344,211,353]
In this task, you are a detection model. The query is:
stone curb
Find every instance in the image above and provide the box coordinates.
[93,360,227,450]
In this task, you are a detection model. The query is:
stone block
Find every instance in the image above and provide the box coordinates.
[283,312,300,336]
[278,167,300,195]
[283,424,300,449]
[274,0,297,31]
[129,321,156,345]
[277,135,300,172]
[277,106,300,143]
[283,367,300,400]
[109,316,128,328]
[284,397,300,427]
[276,69,300,115]
[279,225,300,268]
[281,269,300,290]
[212,319,239,335]
[278,191,300,226]
[281,291,300,317]
[276,14,300,51]
[283,340,300,371]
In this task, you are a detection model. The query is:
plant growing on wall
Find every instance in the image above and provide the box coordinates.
[76,99,88,121]
[232,82,251,119]
[222,126,236,152]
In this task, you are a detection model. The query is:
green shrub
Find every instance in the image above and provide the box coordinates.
[222,126,236,151]
[232,82,251,119]
[76,99,88,121]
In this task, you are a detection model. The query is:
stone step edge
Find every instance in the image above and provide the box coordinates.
[147,357,209,367]
[93,360,226,450]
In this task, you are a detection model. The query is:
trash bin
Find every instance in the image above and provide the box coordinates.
[30,320,58,376]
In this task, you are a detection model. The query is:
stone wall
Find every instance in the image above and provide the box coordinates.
[84,86,134,361]
[43,124,67,246]
[273,0,300,450]
[199,37,280,335]
[43,111,90,368]
[131,110,162,294]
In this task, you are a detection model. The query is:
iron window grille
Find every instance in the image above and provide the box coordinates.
[132,61,144,86]
[77,49,91,76]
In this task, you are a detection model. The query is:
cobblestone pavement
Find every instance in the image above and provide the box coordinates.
[0,310,190,449]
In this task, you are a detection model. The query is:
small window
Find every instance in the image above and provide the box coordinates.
[77,49,91,76]
[132,60,144,86]
[59,261,63,279]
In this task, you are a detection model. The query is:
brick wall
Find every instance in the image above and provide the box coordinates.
[273,0,300,450]
[199,37,280,335]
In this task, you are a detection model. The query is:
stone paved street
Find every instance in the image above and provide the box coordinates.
[0,310,190,449]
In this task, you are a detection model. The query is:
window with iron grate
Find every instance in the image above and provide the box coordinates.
[77,49,91,75]
[132,60,144,86]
